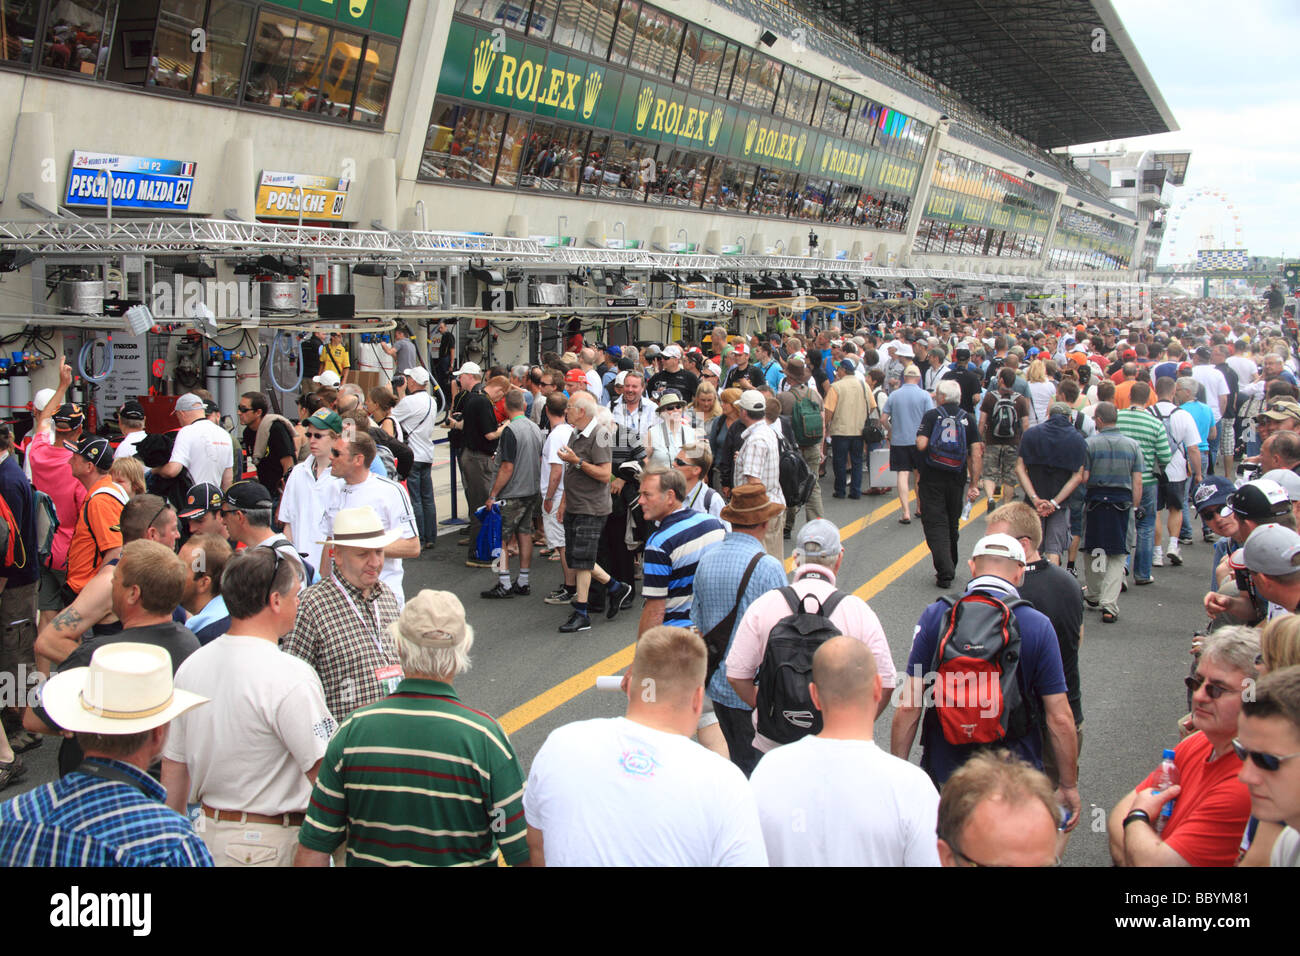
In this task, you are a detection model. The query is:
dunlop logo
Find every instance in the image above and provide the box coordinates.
[471,38,495,95]
[636,87,654,130]
[582,72,602,119]
[708,107,723,148]
[744,118,758,154]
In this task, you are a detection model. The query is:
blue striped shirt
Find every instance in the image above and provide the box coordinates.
[0,758,212,867]
[1084,427,1143,490]
[643,508,727,627]
[691,532,789,707]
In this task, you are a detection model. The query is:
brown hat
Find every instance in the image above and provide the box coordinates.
[720,483,785,526]
[387,589,470,649]
[1256,400,1300,423]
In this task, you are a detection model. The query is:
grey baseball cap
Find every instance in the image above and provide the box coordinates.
[1242,523,1300,577]
[793,519,842,561]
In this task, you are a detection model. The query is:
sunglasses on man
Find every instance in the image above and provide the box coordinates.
[1232,738,1300,772]
[1185,673,1236,700]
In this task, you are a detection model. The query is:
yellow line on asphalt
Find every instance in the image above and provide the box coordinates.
[498,495,986,738]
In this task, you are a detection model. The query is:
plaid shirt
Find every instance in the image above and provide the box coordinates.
[735,420,785,505]
[0,757,212,866]
[283,574,402,723]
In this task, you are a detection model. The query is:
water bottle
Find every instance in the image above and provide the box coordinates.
[1155,747,1179,833]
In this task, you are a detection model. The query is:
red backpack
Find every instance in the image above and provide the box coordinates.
[928,592,1030,745]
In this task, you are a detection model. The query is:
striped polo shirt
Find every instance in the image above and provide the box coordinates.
[643,507,728,627]
[299,678,529,867]
[1115,407,1173,484]
[1084,427,1144,490]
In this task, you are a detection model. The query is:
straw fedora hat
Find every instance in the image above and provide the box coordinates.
[40,642,208,735]
[318,505,403,549]
[720,483,785,526]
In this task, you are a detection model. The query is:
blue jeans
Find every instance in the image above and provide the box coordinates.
[407,461,437,546]
[831,435,863,496]
[1133,483,1158,580]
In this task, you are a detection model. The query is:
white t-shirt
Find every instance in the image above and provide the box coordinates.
[114,430,147,461]
[1226,354,1257,386]
[170,419,234,488]
[1272,825,1300,867]
[1191,365,1230,423]
[750,736,941,867]
[1150,401,1203,483]
[1028,381,1055,425]
[318,473,418,606]
[164,634,335,816]
[540,422,574,500]
[392,391,438,464]
[524,716,768,867]
[585,368,602,398]
[278,458,342,571]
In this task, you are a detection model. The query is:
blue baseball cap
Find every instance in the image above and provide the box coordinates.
[1191,477,1235,518]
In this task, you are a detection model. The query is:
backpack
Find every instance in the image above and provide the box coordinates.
[925,408,969,472]
[755,587,848,744]
[267,536,317,585]
[989,393,1020,440]
[928,592,1031,746]
[369,426,413,480]
[778,435,815,509]
[789,385,823,447]
[860,381,885,444]
[34,489,58,567]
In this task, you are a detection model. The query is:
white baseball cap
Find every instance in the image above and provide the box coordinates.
[403,367,431,385]
[313,370,342,388]
[971,533,1026,564]
[452,361,483,377]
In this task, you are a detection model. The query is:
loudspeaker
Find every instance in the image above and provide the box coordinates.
[758,29,778,47]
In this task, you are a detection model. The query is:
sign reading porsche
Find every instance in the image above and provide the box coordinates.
[256,171,351,222]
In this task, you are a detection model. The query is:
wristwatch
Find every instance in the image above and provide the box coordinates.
[1122,809,1152,829]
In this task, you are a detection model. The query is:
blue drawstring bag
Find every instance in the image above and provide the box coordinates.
[474,503,503,562]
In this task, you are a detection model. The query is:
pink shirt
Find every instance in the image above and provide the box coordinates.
[726,564,897,753]
[27,431,85,570]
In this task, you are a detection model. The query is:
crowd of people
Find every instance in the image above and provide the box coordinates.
[2,292,1300,868]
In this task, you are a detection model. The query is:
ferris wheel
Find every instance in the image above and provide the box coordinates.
[1163,187,1244,264]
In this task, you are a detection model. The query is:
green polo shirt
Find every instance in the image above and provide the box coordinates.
[1115,408,1171,485]
[299,678,528,866]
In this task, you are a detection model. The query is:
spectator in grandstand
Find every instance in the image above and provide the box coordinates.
[0,642,211,865]
[1107,627,1257,867]
[937,750,1061,867]
[296,589,528,867]
[891,533,1078,825]
[524,626,767,866]
[162,547,333,867]
[751,637,941,866]
[178,533,231,645]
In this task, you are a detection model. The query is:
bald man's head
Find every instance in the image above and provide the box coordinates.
[810,636,881,717]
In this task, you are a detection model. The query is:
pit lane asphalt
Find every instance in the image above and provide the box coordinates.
[15,478,1211,868]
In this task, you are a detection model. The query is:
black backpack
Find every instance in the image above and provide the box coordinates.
[754,587,848,744]
[778,435,815,509]
[369,425,413,480]
[989,394,1020,440]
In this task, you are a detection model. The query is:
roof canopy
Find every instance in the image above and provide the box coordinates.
[810,0,1177,148]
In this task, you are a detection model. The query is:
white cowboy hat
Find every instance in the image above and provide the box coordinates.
[40,642,208,735]
[319,505,403,549]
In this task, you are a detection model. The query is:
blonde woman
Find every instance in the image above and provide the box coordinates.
[688,381,721,430]
[1238,615,1300,866]
[1026,359,1054,424]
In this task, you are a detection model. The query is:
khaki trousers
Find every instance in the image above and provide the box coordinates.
[198,814,302,867]
[763,513,785,561]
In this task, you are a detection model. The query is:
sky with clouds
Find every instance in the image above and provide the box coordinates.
[1071,0,1298,265]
